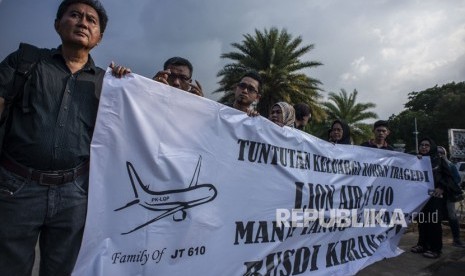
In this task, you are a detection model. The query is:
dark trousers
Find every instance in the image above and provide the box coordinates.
[447,200,461,242]
[0,165,88,276]
[417,197,445,252]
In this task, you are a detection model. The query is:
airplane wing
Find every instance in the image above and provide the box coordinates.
[121,205,186,235]
[114,199,140,211]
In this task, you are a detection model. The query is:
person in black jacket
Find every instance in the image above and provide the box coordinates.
[411,137,450,259]
[0,1,117,275]
[360,120,394,150]
[438,146,465,247]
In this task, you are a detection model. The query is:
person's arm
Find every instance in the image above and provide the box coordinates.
[0,97,5,118]
[450,164,461,185]
[246,108,260,117]
[188,80,204,97]
[0,97,4,118]
[0,49,21,119]
[152,69,170,85]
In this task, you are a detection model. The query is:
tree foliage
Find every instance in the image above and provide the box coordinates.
[388,82,465,153]
[310,89,378,144]
[215,27,324,119]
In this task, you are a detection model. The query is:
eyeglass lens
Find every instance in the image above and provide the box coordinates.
[168,73,190,82]
[238,82,258,93]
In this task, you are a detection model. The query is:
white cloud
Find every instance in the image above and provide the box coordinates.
[0,0,464,121]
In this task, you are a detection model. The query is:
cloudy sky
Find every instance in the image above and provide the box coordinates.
[1,0,464,120]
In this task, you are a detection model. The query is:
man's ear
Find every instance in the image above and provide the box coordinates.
[54,19,59,33]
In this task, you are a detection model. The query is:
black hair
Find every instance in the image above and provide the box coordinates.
[56,0,108,33]
[164,57,193,77]
[241,71,263,93]
[373,120,389,129]
[294,103,311,120]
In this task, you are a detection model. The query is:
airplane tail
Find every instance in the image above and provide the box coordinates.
[189,156,202,187]
[126,162,142,198]
[113,162,144,211]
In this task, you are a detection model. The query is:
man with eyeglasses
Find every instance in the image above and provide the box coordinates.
[360,120,394,150]
[230,71,262,116]
[153,57,203,97]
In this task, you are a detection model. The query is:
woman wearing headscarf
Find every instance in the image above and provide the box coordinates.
[328,119,351,144]
[269,102,295,127]
[411,137,450,258]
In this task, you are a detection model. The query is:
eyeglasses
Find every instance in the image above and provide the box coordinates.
[167,73,190,83]
[237,82,258,94]
[420,143,430,147]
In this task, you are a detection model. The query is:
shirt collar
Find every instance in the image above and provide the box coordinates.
[369,139,389,148]
[53,45,98,74]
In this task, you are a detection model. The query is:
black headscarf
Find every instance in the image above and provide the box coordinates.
[420,137,458,195]
[419,137,439,169]
[329,119,351,144]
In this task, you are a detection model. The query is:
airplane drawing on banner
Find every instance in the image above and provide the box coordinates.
[115,156,217,235]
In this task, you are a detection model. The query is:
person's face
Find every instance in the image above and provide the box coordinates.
[419,141,431,155]
[269,105,284,126]
[374,126,389,141]
[55,3,102,49]
[166,64,192,91]
[437,147,446,158]
[330,123,343,141]
[299,114,311,127]
[234,77,260,106]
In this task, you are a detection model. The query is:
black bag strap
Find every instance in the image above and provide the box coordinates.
[14,43,44,113]
[0,43,42,127]
[1,43,42,153]
[16,43,40,76]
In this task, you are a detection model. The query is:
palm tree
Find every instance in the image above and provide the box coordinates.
[322,89,378,144]
[215,27,324,119]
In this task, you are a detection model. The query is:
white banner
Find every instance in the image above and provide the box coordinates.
[73,70,433,276]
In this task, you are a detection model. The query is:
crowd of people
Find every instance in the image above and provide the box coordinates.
[0,0,463,275]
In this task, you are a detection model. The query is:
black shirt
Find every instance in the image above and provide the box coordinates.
[360,140,394,151]
[0,45,104,170]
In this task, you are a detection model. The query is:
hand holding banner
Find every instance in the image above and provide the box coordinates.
[73,70,432,276]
